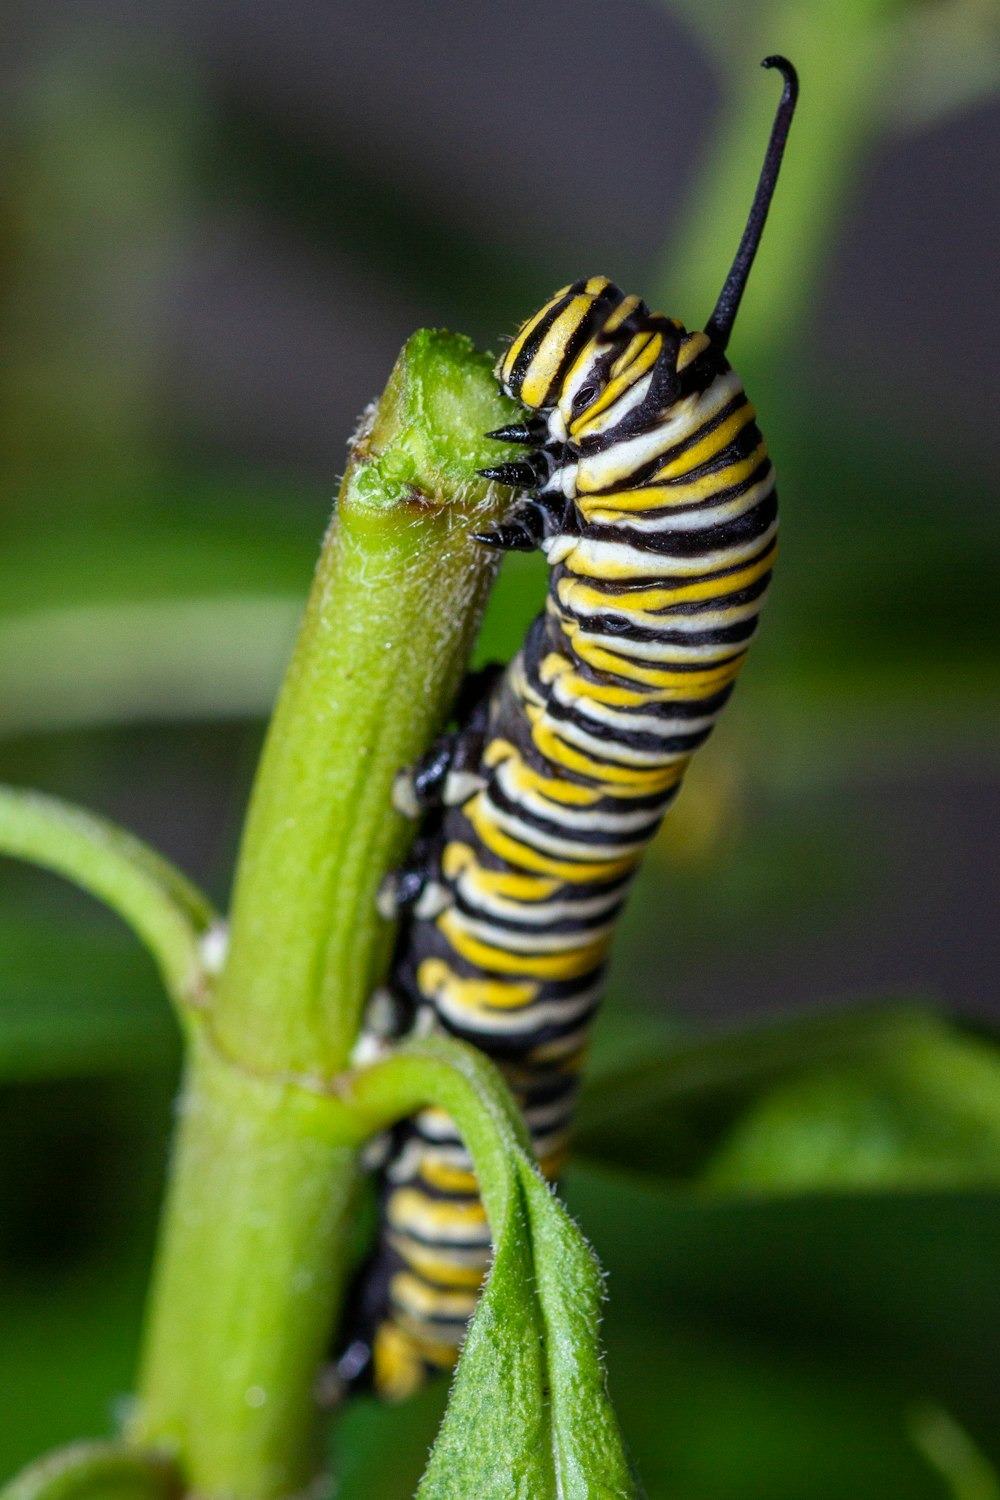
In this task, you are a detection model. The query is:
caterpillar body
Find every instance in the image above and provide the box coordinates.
[338,55,798,1401]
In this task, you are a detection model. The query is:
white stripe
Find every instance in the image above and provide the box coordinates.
[564,517,778,580]
[569,368,653,438]
[389,1230,491,1273]
[430,982,604,1037]
[549,682,716,739]
[442,905,617,954]
[557,583,764,633]
[452,870,629,926]
[568,623,753,665]
[586,472,774,531]
[481,794,643,860]
[387,1138,472,1184]
[387,1198,492,1246]
[573,371,744,492]
[493,757,659,834]
[539,711,690,769]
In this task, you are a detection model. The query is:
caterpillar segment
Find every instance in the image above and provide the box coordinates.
[336,55,797,1401]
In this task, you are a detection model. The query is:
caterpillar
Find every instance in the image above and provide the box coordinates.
[337,54,798,1402]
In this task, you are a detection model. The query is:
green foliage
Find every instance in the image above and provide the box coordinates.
[705,1019,1000,1191]
[418,1158,642,1500]
[347,1038,641,1499]
[574,1003,1000,1192]
[0,920,174,1081]
[909,1405,1000,1500]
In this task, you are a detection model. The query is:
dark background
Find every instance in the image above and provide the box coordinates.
[1,1,998,1493]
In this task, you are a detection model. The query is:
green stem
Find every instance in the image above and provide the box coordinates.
[0,1442,181,1500]
[0,785,215,1009]
[132,333,518,1499]
[129,1034,530,1499]
[212,330,517,1078]
[345,1034,536,1226]
[129,1023,360,1500]
[654,0,904,371]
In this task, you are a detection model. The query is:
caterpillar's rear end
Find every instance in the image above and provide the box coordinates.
[337,56,798,1402]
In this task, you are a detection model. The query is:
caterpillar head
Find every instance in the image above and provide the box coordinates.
[497,277,624,415]
[498,278,685,448]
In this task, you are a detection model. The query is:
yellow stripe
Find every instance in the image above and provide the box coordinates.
[390,1233,488,1288]
[609,328,657,380]
[435,908,611,980]
[464,796,635,882]
[530,716,687,792]
[569,635,749,692]
[518,295,603,410]
[598,292,643,333]
[390,1271,479,1322]
[654,401,756,480]
[388,1187,488,1237]
[442,839,560,900]
[499,284,573,381]
[373,1324,436,1401]
[556,541,775,615]
[484,733,602,807]
[491,737,607,810]
[536,658,716,714]
[418,956,540,1012]
[676,330,711,371]
[413,1154,481,1196]
[570,332,663,433]
[577,445,769,516]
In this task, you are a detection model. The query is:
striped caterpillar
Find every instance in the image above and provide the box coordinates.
[338,55,798,1401]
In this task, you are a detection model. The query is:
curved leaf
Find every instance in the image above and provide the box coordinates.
[347,1037,644,1499]
[0,1442,181,1500]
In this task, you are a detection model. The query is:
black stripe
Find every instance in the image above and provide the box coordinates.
[507,291,579,394]
[575,429,769,504]
[595,487,777,558]
[565,613,760,649]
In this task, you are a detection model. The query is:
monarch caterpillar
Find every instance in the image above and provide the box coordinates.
[337,54,798,1401]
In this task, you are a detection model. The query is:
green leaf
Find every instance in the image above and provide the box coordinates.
[574,1001,942,1183]
[567,1164,1000,1498]
[345,1038,643,1500]
[418,1159,643,1500]
[577,1000,1000,1194]
[0,1442,181,1500]
[909,1404,1000,1500]
[704,1018,1000,1193]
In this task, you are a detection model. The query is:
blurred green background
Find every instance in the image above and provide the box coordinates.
[1,0,998,1493]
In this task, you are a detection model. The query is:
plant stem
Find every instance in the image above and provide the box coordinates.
[0,1442,181,1500]
[212,331,517,1079]
[129,1024,360,1500]
[131,1035,528,1498]
[131,332,518,1498]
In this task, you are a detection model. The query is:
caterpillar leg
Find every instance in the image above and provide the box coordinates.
[391,664,501,819]
[375,834,444,921]
[472,499,549,552]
